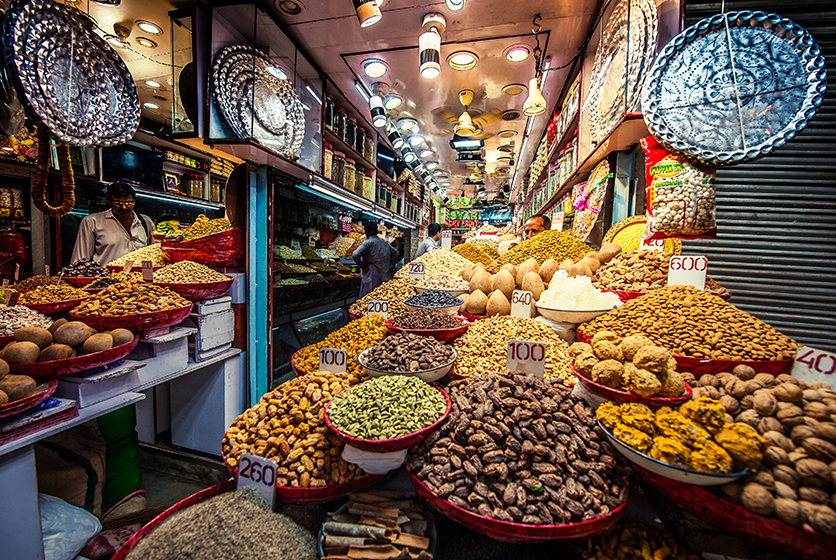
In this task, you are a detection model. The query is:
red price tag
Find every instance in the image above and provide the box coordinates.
[141,260,154,282]
[792,346,836,390]
[366,300,388,319]
[408,262,425,279]
[667,255,707,290]
[319,347,347,374]
[440,229,452,250]
[122,260,134,273]
[236,453,277,508]
[506,339,547,379]
[510,290,533,319]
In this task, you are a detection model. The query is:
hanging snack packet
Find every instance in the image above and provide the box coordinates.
[641,136,717,240]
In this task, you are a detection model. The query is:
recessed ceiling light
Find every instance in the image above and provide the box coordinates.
[143,102,160,110]
[398,118,417,131]
[408,135,423,146]
[136,37,158,49]
[502,83,527,96]
[498,144,514,152]
[419,148,433,158]
[105,35,129,49]
[278,0,302,15]
[136,20,163,35]
[501,109,521,121]
[504,44,531,62]
[145,80,161,88]
[384,95,402,109]
[498,129,518,138]
[266,66,288,80]
[363,59,387,78]
[447,51,478,71]
[426,161,439,170]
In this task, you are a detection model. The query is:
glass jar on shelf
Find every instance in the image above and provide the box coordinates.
[363,132,374,161]
[377,180,386,206]
[391,190,399,213]
[332,151,346,186]
[323,141,333,181]
[362,172,374,200]
[183,174,203,198]
[333,107,347,140]
[345,117,357,150]
[355,126,366,155]
[324,97,334,131]
[354,166,365,196]
[344,158,356,192]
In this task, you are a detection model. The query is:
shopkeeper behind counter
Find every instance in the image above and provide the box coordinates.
[71,182,155,265]
[521,214,551,240]
[353,221,400,298]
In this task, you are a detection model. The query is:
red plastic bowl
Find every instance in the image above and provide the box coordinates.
[106,264,164,273]
[406,469,631,543]
[601,289,731,303]
[571,364,692,407]
[290,346,313,377]
[348,311,360,320]
[0,379,58,419]
[639,467,836,560]
[20,296,90,315]
[161,228,245,268]
[323,386,451,453]
[0,334,13,348]
[59,276,105,287]
[69,304,193,332]
[384,316,469,343]
[8,338,139,377]
[155,278,233,301]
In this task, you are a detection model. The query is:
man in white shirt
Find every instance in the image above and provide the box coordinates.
[415,223,442,258]
[71,182,155,265]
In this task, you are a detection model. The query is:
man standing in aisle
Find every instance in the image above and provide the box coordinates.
[353,221,400,298]
[71,182,154,264]
[415,222,442,258]
[521,214,551,240]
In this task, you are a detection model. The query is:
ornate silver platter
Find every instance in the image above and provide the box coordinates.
[588,0,657,144]
[4,0,139,146]
[212,45,305,158]
[641,11,827,165]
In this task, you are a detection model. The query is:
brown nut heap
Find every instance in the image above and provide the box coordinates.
[222,372,366,488]
[350,278,418,319]
[71,280,191,316]
[18,284,88,304]
[407,371,633,525]
[578,285,799,361]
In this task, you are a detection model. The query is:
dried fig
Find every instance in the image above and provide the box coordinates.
[798,486,830,505]
[741,482,774,515]
[774,498,804,527]
[763,431,794,453]
[773,465,801,488]
[774,383,803,403]
[733,364,757,381]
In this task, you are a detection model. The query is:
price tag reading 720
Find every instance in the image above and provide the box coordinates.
[510,290,533,319]
[792,346,836,390]
[667,255,707,290]
[367,300,388,319]
[408,262,425,279]
[506,339,547,380]
[319,347,347,374]
[236,453,276,509]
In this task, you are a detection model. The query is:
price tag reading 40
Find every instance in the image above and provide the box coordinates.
[792,346,836,390]
[319,347,348,374]
[440,229,452,250]
[510,290,533,319]
[667,255,707,290]
[408,262,425,279]
[141,260,154,282]
[506,339,546,380]
[236,453,276,509]
[367,300,388,319]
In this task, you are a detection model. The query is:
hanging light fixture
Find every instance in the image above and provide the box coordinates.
[446,0,464,12]
[523,15,547,117]
[402,147,417,163]
[370,95,386,127]
[354,0,382,28]
[454,90,477,137]
[419,13,446,79]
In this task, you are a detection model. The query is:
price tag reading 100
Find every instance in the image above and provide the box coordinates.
[506,339,546,380]
[667,255,707,290]
[319,347,348,374]
[510,290,533,319]
[236,453,277,508]
[408,262,425,279]
[367,300,388,319]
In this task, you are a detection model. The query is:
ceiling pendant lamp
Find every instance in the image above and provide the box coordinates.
[419,13,446,79]
[354,0,381,28]
[523,76,546,117]
[370,94,386,127]
[455,111,476,137]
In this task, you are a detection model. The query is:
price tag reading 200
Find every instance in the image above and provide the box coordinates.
[236,453,277,508]
[408,262,425,279]
[366,300,388,319]
[510,290,533,319]
[667,255,707,290]
[319,347,348,374]
[506,339,547,380]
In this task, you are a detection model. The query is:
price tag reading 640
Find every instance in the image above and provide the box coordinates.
[506,339,546,379]
[510,290,533,319]
[367,300,388,319]
[408,262,425,279]
[319,347,348,374]
[236,453,276,508]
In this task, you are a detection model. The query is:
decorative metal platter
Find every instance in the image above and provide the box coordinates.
[603,215,683,254]
[641,11,827,166]
[588,0,657,144]
[211,45,305,158]
[4,0,139,146]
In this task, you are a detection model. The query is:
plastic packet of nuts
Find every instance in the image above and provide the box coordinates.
[641,136,717,240]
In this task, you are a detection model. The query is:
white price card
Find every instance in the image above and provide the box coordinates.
[45,265,50,277]
[236,453,277,509]
[366,300,389,319]
[510,290,533,319]
[122,260,134,273]
[440,229,452,250]
[319,347,348,373]
[408,262,425,279]
[3,288,11,306]
[14,263,19,282]
[141,260,154,282]
[506,339,547,380]
[291,240,301,252]
[1,279,8,290]
[667,255,707,290]
[639,236,666,251]
[792,346,836,390]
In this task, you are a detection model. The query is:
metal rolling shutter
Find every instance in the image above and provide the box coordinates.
[681,1,836,351]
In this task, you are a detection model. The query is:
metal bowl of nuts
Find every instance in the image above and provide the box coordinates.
[534,304,613,324]
[357,347,458,383]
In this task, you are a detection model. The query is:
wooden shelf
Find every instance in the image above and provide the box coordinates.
[530,111,581,191]
[324,129,376,173]
[134,187,225,210]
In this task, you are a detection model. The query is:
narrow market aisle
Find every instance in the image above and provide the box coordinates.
[139,441,228,509]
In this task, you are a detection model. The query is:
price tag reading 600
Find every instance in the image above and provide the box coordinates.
[667,255,707,290]
[510,290,533,319]
[506,339,546,379]
[367,300,388,319]
[236,453,276,508]
[319,347,348,374]
[408,262,425,279]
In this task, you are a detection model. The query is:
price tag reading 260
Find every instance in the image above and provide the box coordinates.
[236,453,276,508]
[366,300,388,319]
[667,255,707,290]
[510,290,533,319]
[319,347,347,374]
[408,262,425,279]
[506,339,546,379]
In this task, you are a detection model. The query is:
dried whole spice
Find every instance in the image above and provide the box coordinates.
[11,275,68,291]
[361,332,455,372]
[581,522,701,560]
[388,308,462,330]
[71,280,190,316]
[407,371,633,525]
[18,284,88,304]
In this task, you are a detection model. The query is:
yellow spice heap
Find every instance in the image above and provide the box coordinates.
[494,230,593,268]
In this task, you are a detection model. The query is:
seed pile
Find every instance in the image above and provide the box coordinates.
[12,275,67,291]
[578,285,799,361]
[0,306,52,336]
[582,523,701,560]
[480,244,502,261]
[309,262,336,273]
[19,284,88,304]
[276,278,307,286]
[154,261,230,284]
[223,373,367,487]
[394,249,472,278]
[362,332,455,372]
[293,314,389,378]
[452,243,497,268]
[328,376,446,440]
[592,249,729,296]
[408,371,633,525]
[301,246,321,261]
[182,218,233,240]
[55,259,107,278]
[416,274,469,291]
[107,244,166,268]
[495,230,593,268]
[452,316,573,381]
[276,245,302,260]
[124,489,317,560]
[287,263,317,273]
[72,280,191,316]
[404,290,463,308]
[389,308,462,330]
[349,278,417,318]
